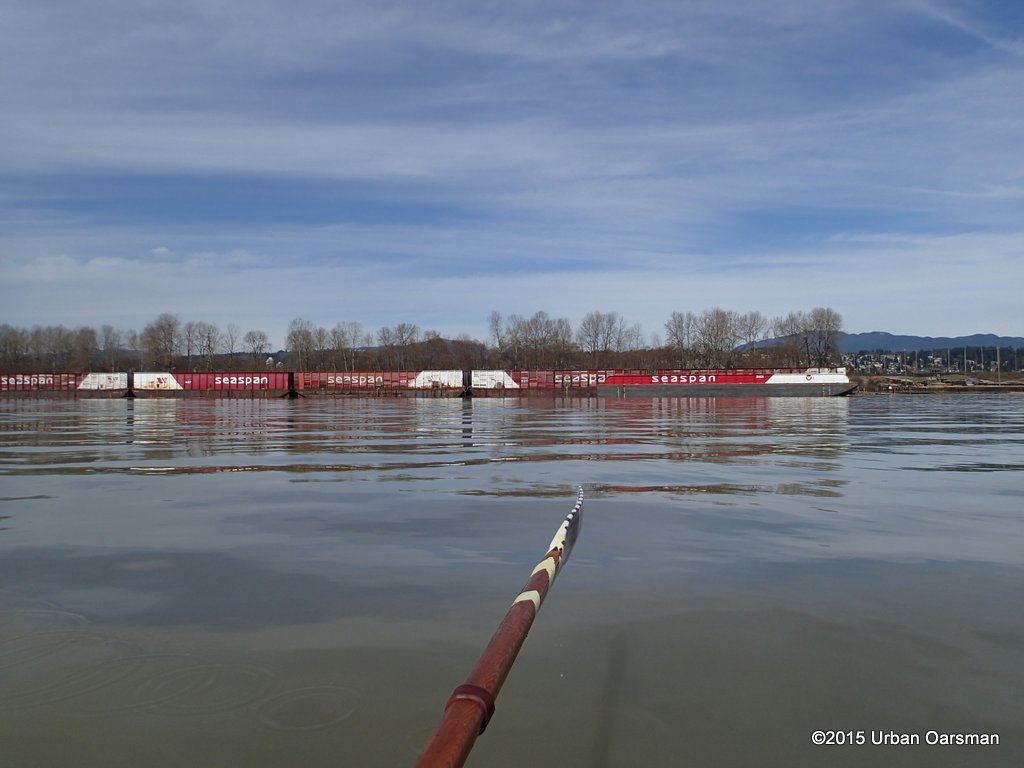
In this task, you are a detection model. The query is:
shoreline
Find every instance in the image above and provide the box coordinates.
[853,374,1024,395]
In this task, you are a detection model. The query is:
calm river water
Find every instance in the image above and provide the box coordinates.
[1,395,1022,767]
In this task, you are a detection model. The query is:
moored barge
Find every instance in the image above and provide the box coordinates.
[2,368,856,398]
[597,368,856,397]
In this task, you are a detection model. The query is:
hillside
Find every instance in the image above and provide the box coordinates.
[839,332,1024,353]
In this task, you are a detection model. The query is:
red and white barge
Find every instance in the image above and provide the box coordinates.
[596,368,856,397]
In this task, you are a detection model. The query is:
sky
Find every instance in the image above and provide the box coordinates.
[2,0,1022,349]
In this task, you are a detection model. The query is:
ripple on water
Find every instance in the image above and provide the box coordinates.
[0,631,138,708]
[136,662,276,715]
[254,685,359,731]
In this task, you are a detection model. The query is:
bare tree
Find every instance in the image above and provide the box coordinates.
[330,321,363,371]
[69,327,98,371]
[577,311,621,357]
[807,307,844,366]
[694,308,739,367]
[488,310,506,351]
[394,323,420,347]
[223,323,240,367]
[27,325,74,370]
[377,323,420,368]
[0,303,846,374]
[182,321,200,369]
[736,311,768,347]
[664,311,697,367]
[770,308,844,367]
[618,322,645,353]
[142,313,181,369]
[548,317,576,368]
[243,329,270,366]
[421,329,445,367]
[376,326,395,368]
[125,329,144,369]
[503,313,526,367]
[505,311,575,368]
[772,311,803,339]
[196,322,221,371]
[286,318,316,371]
[99,325,122,371]
[0,324,29,371]
[313,326,330,370]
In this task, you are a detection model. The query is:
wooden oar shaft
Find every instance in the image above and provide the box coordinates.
[413,488,583,768]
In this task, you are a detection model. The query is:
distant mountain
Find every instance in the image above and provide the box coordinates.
[839,332,1024,353]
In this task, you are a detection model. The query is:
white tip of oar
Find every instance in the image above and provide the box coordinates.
[547,486,583,567]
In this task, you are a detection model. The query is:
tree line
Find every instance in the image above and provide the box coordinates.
[0,306,845,374]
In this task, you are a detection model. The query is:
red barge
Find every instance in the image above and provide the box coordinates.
[596,368,856,398]
[2,368,856,398]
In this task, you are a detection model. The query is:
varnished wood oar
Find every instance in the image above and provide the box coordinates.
[413,487,584,768]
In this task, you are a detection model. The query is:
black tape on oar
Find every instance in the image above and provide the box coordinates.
[446,684,496,733]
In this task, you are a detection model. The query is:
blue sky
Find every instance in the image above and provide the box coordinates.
[2,0,1022,349]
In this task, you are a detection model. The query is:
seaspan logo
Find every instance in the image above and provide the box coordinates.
[1,374,55,386]
[326,374,383,386]
[652,374,717,384]
[215,375,269,386]
[554,372,607,386]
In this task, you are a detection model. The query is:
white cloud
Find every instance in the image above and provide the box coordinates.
[3,216,1020,346]
[1,1,1022,342]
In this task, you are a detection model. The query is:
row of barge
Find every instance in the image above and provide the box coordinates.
[1,368,857,398]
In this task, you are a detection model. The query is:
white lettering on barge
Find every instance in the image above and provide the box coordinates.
[651,374,717,384]
[214,376,269,386]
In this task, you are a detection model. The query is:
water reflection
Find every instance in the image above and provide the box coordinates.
[1,395,1022,767]
[1,398,852,487]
